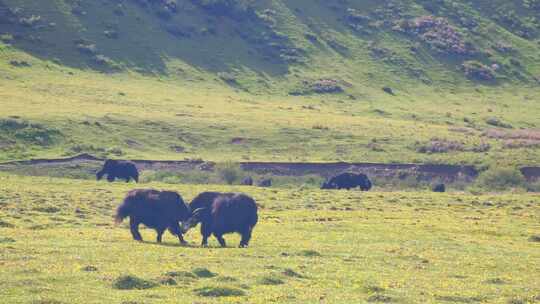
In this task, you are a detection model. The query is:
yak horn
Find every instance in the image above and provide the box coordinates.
[192,208,206,216]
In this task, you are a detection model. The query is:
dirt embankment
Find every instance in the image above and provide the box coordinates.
[0,153,538,182]
[240,162,480,183]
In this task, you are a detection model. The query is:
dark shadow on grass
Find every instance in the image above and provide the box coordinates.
[113,275,158,290]
[194,286,246,297]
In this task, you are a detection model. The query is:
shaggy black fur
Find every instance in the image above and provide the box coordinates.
[321,172,372,191]
[183,192,258,248]
[115,189,190,244]
[96,159,139,183]
[432,183,446,192]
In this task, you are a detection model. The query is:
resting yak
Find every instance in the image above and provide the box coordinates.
[321,172,372,191]
[115,189,190,244]
[182,192,258,248]
[97,159,139,183]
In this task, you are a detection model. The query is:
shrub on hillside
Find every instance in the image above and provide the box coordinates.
[191,0,255,17]
[92,54,120,71]
[462,61,495,81]
[0,118,62,146]
[492,41,514,53]
[19,15,41,27]
[217,72,238,85]
[485,117,512,129]
[76,43,97,55]
[0,34,14,43]
[475,167,526,190]
[415,138,465,154]
[290,79,344,95]
[394,16,473,55]
[0,118,28,131]
[216,161,242,185]
[493,9,537,39]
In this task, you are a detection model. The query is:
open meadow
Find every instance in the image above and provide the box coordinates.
[1,1,540,302]
[0,173,539,304]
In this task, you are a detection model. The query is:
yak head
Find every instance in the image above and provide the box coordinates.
[181,208,207,233]
[96,159,116,180]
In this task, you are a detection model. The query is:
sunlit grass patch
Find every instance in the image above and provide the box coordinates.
[0,174,538,303]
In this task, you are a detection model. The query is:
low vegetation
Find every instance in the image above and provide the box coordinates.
[475,167,527,191]
[0,173,539,303]
[0,1,539,303]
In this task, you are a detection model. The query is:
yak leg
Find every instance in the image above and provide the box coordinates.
[156,228,166,243]
[200,224,212,247]
[239,228,253,248]
[169,223,188,245]
[129,218,143,241]
[201,236,209,247]
[178,233,187,245]
[214,233,226,248]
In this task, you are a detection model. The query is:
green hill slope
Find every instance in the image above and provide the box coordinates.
[0,0,539,166]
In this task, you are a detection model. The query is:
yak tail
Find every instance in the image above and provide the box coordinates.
[114,201,131,225]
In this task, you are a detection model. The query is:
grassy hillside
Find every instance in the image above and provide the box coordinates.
[0,0,539,166]
[1,173,539,303]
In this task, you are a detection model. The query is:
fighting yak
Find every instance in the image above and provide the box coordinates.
[182,192,258,248]
[96,159,139,183]
[115,189,190,244]
[321,172,372,191]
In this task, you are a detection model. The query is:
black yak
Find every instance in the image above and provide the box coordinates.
[115,189,190,244]
[189,191,222,211]
[182,192,258,248]
[258,178,272,187]
[241,176,253,186]
[321,172,372,191]
[432,183,446,192]
[96,159,139,183]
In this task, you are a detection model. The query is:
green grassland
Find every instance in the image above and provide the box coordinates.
[0,173,539,303]
[0,0,539,167]
[0,51,539,166]
[1,1,540,303]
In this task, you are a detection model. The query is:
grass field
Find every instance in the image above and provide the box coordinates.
[1,173,539,303]
[1,49,539,167]
[1,1,540,303]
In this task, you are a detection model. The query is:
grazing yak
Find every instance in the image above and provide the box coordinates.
[97,159,139,183]
[241,176,254,186]
[115,189,190,244]
[182,192,258,248]
[432,183,446,193]
[321,172,372,191]
[258,178,272,187]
